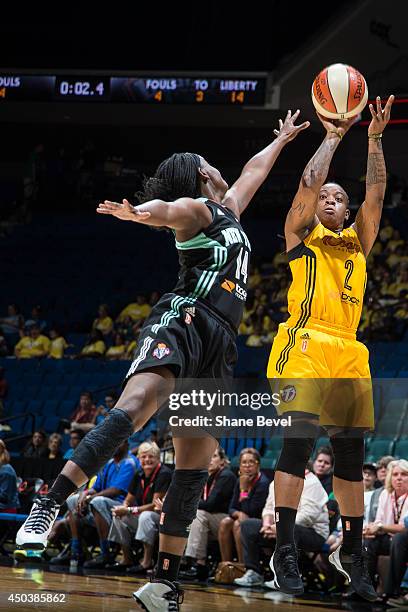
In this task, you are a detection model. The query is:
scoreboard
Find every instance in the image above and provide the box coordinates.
[0,73,267,106]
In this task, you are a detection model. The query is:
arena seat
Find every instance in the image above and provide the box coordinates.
[365,437,395,462]
[394,440,408,459]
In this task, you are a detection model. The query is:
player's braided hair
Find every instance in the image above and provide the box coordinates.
[137,152,202,203]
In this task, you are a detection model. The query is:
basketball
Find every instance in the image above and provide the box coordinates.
[311,63,368,120]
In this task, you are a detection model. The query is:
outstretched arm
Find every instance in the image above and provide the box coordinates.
[222,110,310,218]
[97,196,211,234]
[285,113,357,250]
[352,95,394,257]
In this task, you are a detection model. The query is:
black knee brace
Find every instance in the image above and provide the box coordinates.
[159,469,208,538]
[275,419,318,479]
[70,408,134,478]
[331,434,364,481]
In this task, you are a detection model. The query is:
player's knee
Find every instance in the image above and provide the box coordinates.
[159,469,208,538]
[276,435,316,478]
[331,434,364,481]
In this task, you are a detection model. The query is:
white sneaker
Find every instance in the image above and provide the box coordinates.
[133,579,184,611]
[16,496,60,550]
[233,569,264,587]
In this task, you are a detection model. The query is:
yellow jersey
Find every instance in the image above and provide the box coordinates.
[286,223,366,338]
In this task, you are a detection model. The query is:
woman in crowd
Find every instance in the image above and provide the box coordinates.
[0,440,18,512]
[218,447,269,562]
[22,430,48,459]
[48,433,63,460]
[92,304,113,337]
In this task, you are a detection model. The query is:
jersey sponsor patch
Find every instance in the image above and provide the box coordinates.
[322,235,360,254]
[221,278,235,293]
[152,342,171,360]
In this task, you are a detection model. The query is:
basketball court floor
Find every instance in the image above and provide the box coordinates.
[0,563,390,611]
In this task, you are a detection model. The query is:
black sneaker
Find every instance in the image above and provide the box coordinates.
[179,563,209,581]
[49,544,71,566]
[329,545,378,602]
[83,553,112,569]
[133,578,184,611]
[269,544,304,595]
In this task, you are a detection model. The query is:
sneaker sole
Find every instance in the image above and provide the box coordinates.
[328,549,351,581]
[132,593,149,611]
[269,551,304,596]
[16,543,46,551]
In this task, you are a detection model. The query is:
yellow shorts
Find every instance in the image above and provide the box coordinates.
[267,321,374,430]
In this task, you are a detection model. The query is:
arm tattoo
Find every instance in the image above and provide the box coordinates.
[366,153,386,186]
[289,201,306,217]
[301,137,339,188]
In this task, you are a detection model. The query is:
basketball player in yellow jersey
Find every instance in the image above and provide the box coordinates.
[268,94,394,601]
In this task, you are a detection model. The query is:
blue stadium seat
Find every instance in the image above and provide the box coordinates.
[26,385,41,400]
[42,415,61,433]
[66,385,83,401]
[58,399,76,417]
[26,400,43,416]
[36,385,53,401]
[10,400,27,415]
[365,437,395,462]
[61,373,79,387]
[43,372,64,386]
[41,399,60,416]
[53,385,70,401]
[394,440,408,459]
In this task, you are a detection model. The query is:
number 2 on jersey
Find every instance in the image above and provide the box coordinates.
[235,247,249,284]
[344,259,354,290]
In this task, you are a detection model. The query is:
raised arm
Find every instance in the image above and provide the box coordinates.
[222,110,310,217]
[285,113,357,250]
[352,95,394,257]
[97,196,211,236]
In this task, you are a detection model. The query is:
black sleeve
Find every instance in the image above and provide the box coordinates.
[239,476,270,518]
[155,469,172,494]
[228,481,241,516]
[198,471,236,512]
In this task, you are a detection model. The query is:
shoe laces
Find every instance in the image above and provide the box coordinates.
[276,545,299,578]
[24,496,58,534]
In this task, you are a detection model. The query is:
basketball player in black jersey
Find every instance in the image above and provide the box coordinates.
[17,110,308,611]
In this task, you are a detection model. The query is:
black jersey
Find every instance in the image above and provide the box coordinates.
[171,199,252,331]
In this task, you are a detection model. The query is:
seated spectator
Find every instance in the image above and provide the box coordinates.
[48,328,68,359]
[95,392,118,425]
[22,430,48,458]
[47,433,63,459]
[62,440,136,568]
[182,447,236,580]
[313,445,334,495]
[368,455,395,523]
[363,462,377,525]
[14,325,50,359]
[24,305,47,334]
[63,429,85,460]
[105,333,126,360]
[235,466,329,587]
[108,442,171,573]
[68,391,97,433]
[218,448,269,563]
[125,326,139,359]
[0,440,18,512]
[117,294,151,325]
[363,459,408,599]
[78,330,106,359]
[92,304,113,337]
[0,367,8,418]
[0,304,23,338]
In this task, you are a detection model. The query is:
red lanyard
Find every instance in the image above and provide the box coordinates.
[393,492,408,524]
[141,463,161,505]
[203,468,222,501]
[240,473,261,499]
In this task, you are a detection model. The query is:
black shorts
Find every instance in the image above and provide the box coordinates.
[124,293,238,384]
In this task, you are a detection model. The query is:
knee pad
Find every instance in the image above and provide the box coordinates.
[159,469,208,538]
[331,434,364,481]
[71,408,133,478]
[275,419,318,478]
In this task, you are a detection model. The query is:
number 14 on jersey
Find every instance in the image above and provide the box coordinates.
[235,247,249,284]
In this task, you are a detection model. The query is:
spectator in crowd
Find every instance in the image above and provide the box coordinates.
[125,326,139,359]
[0,367,8,417]
[63,440,136,568]
[368,455,395,523]
[63,429,85,460]
[0,304,23,338]
[47,433,63,460]
[77,329,106,359]
[313,445,334,495]
[14,325,50,359]
[218,448,269,563]
[0,440,18,512]
[117,294,151,325]
[22,430,48,458]
[363,459,408,599]
[68,391,97,433]
[92,304,113,337]
[149,291,160,307]
[0,329,8,357]
[95,392,118,425]
[105,333,127,360]
[108,442,171,573]
[235,465,329,587]
[182,447,236,580]
[24,305,47,334]
[363,462,377,525]
[48,328,69,359]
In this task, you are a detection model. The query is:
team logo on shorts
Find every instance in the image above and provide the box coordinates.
[185,313,192,325]
[153,342,171,360]
[280,385,296,403]
[221,278,235,293]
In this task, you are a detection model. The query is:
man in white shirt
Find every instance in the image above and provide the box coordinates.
[234,467,329,587]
